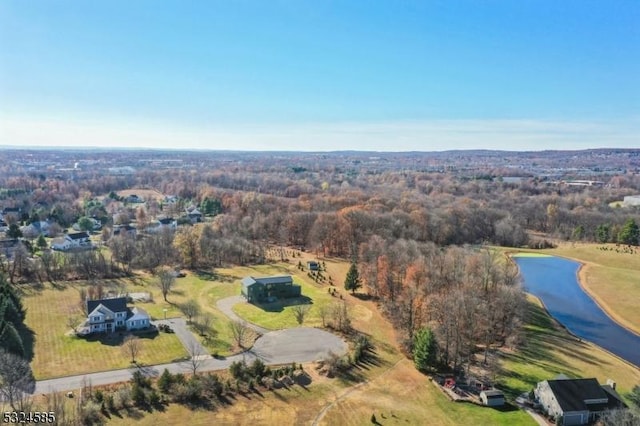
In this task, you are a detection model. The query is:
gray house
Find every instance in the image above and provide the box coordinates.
[534,378,626,425]
[241,276,301,303]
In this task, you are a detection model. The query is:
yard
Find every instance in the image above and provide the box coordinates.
[22,284,188,380]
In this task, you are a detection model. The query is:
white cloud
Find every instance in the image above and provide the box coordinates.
[1,115,638,151]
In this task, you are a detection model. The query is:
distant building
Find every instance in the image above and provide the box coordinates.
[306,261,319,271]
[52,232,92,251]
[241,276,301,303]
[623,195,640,207]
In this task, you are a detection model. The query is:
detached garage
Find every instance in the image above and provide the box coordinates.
[480,390,505,407]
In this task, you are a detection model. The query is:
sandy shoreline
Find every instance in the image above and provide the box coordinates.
[574,261,640,338]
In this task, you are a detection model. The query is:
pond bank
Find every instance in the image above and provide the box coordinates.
[512,255,640,368]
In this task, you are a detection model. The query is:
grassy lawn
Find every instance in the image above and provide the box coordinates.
[498,296,640,401]
[511,242,640,335]
[22,284,187,380]
[321,360,534,426]
[232,277,335,330]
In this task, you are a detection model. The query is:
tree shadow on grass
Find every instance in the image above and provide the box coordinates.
[195,270,239,282]
[253,296,312,313]
[84,329,161,347]
[16,322,36,361]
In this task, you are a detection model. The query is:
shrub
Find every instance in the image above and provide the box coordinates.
[113,387,131,410]
[80,400,102,425]
[148,390,161,407]
[131,384,146,407]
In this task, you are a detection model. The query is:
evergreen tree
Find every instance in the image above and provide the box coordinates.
[344,262,361,294]
[413,327,437,373]
[618,219,639,246]
[0,275,25,322]
[595,223,610,243]
[37,234,47,250]
[0,321,25,357]
[6,224,22,240]
[157,368,174,393]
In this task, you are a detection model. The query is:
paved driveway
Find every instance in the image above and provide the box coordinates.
[34,297,348,394]
[216,295,270,334]
[153,317,208,357]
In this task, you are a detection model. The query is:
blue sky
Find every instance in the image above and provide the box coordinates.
[1,1,638,151]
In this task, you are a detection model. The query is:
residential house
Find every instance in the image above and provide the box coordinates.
[125,194,144,204]
[534,377,626,425]
[21,220,53,238]
[80,297,151,334]
[0,239,20,259]
[146,218,177,234]
[51,232,92,251]
[0,207,21,222]
[241,275,302,303]
[186,208,203,224]
[113,224,137,238]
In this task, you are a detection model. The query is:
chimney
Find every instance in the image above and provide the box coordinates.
[606,378,616,390]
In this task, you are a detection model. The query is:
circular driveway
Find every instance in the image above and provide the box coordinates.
[251,327,348,364]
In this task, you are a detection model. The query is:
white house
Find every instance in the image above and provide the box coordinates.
[79,297,151,335]
[52,232,92,251]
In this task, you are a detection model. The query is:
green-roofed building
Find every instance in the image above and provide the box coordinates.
[241,275,301,303]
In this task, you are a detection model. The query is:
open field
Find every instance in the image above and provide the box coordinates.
[511,242,640,335]
[114,188,165,202]
[22,284,188,380]
[499,296,640,400]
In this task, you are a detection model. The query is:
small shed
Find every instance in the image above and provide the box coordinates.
[480,389,505,407]
[306,261,319,271]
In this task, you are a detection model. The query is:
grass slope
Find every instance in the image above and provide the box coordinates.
[499,296,640,400]
[513,243,640,335]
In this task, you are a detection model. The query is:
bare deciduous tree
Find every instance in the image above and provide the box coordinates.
[229,320,250,348]
[0,349,36,410]
[184,340,207,375]
[291,304,311,325]
[180,299,200,324]
[122,335,142,364]
[156,268,176,302]
[317,304,330,328]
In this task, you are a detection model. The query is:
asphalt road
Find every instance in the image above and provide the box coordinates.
[34,299,347,395]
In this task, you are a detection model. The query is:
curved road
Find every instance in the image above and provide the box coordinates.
[34,298,347,394]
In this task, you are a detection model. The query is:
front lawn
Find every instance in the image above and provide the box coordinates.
[23,284,187,380]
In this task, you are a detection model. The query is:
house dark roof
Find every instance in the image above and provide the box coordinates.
[87,297,128,315]
[158,218,174,225]
[601,385,627,410]
[547,379,608,412]
[68,232,90,240]
[241,275,293,290]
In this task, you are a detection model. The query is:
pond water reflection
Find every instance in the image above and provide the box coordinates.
[513,255,640,367]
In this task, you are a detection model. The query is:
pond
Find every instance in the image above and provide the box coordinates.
[513,254,640,367]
